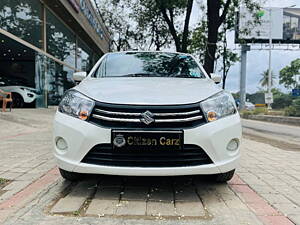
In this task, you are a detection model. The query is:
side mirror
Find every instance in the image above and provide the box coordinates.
[210,73,222,84]
[73,71,87,82]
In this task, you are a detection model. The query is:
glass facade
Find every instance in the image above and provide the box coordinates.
[77,38,93,72]
[35,53,75,106]
[0,0,43,48]
[46,9,76,67]
[0,0,107,107]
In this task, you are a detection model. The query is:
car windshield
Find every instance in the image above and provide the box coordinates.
[92,52,206,78]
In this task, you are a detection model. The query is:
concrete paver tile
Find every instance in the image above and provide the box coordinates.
[246,184,279,194]
[95,187,121,200]
[15,172,44,181]
[175,201,205,217]
[121,187,149,201]
[174,187,199,202]
[86,199,118,216]
[149,188,173,202]
[7,167,32,173]
[258,215,294,225]
[289,214,300,225]
[50,181,96,214]
[146,201,176,217]
[2,180,32,191]
[231,211,264,225]
[0,172,23,180]
[247,202,281,216]
[273,203,300,215]
[260,194,292,204]
[115,200,146,216]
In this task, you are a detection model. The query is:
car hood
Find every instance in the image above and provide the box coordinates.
[75,77,221,105]
[0,86,36,92]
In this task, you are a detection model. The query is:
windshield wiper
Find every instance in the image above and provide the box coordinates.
[122,73,160,77]
[172,74,196,78]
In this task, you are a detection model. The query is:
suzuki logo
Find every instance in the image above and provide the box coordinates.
[140,111,155,125]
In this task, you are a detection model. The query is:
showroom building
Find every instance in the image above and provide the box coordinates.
[0,0,111,107]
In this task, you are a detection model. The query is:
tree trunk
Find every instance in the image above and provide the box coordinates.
[203,0,221,76]
[181,0,194,53]
[161,8,181,52]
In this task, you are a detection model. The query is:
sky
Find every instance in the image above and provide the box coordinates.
[191,0,300,94]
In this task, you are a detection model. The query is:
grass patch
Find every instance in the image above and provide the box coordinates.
[240,108,285,118]
[0,178,9,189]
[0,178,9,185]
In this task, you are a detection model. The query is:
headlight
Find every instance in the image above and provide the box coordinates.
[58,90,95,121]
[200,91,236,122]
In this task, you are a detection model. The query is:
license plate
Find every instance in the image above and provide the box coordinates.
[111,130,183,150]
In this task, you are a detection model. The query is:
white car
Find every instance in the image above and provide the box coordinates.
[0,77,38,108]
[245,102,255,111]
[53,51,242,182]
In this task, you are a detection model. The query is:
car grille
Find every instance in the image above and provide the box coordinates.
[88,102,206,129]
[81,144,213,167]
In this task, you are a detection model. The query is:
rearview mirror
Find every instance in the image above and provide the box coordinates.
[73,71,87,82]
[210,73,222,84]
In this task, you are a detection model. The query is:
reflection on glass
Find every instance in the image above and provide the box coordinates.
[77,39,93,72]
[283,9,300,40]
[35,53,75,106]
[93,52,205,78]
[46,9,76,67]
[0,0,42,48]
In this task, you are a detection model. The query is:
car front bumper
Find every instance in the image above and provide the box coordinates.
[53,112,242,176]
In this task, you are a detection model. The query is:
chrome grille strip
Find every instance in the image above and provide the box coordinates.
[95,109,140,116]
[92,114,203,123]
[92,114,141,122]
[156,115,203,122]
[94,108,201,117]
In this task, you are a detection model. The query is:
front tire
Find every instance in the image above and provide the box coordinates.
[12,93,24,108]
[214,169,235,182]
[59,168,83,181]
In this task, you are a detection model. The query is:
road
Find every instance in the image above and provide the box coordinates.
[242,119,300,151]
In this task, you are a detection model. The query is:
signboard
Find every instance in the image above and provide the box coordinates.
[79,0,104,39]
[67,0,80,13]
[292,89,300,97]
[265,93,273,104]
[236,7,300,44]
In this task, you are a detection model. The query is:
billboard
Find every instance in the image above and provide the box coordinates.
[236,7,300,44]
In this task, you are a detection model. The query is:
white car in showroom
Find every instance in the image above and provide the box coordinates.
[53,51,241,182]
[0,76,38,108]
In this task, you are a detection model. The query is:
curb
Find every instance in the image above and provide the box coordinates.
[241,115,300,126]
[229,175,295,225]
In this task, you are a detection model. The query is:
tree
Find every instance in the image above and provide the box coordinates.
[259,69,276,89]
[130,0,172,50]
[272,89,293,109]
[203,0,260,75]
[93,0,135,51]
[155,0,194,52]
[190,0,259,88]
[279,58,300,89]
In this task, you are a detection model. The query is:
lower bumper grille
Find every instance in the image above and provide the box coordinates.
[81,144,213,167]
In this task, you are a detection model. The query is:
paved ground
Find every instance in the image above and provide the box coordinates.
[0,109,299,225]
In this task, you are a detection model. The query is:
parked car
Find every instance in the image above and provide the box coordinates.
[53,51,242,182]
[0,76,38,108]
[245,102,256,111]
